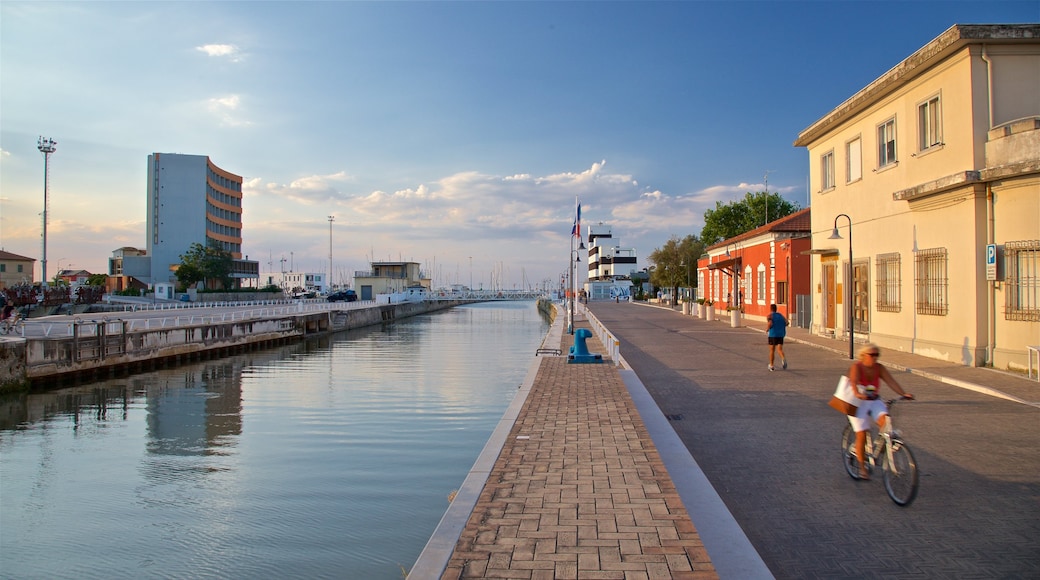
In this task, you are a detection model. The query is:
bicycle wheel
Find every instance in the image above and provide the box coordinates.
[841,424,859,479]
[882,439,919,506]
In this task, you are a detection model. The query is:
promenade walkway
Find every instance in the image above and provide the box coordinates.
[413,300,1038,579]
[410,309,742,579]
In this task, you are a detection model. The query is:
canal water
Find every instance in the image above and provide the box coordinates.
[0,302,551,579]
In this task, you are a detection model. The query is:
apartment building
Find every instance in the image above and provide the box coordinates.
[585,224,639,300]
[145,153,259,287]
[795,24,1040,372]
[0,250,35,289]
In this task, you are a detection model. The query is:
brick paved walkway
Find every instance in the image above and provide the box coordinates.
[438,329,717,579]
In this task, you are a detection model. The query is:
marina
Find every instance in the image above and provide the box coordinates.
[0,301,551,579]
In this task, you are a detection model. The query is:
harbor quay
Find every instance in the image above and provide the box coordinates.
[414,300,1039,579]
[410,305,767,579]
[0,298,478,392]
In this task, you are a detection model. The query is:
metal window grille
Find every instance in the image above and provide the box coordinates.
[1005,240,1040,322]
[915,248,948,316]
[876,253,901,312]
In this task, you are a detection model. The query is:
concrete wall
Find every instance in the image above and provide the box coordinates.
[0,299,472,393]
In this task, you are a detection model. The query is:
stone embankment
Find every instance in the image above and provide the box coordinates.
[0,299,492,393]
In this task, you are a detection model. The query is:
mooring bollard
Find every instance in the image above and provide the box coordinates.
[567,328,603,364]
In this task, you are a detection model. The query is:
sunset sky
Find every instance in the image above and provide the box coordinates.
[2,1,1035,289]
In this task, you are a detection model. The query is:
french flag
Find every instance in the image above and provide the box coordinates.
[571,201,581,238]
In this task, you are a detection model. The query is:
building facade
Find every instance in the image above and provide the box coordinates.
[353,261,430,301]
[584,224,639,300]
[795,24,1040,371]
[145,153,259,287]
[697,208,812,324]
[0,250,35,289]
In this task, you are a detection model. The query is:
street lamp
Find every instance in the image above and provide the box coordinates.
[828,214,854,360]
[37,136,57,286]
[328,215,335,291]
[568,234,585,335]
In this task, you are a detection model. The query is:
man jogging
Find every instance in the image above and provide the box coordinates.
[767,303,788,371]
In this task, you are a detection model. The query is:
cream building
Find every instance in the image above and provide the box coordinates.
[353,261,430,302]
[795,24,1039,372]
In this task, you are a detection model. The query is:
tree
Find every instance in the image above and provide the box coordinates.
[699,191,799,246]
[86,273,108,286]
[176,241,233,290]
[647,235,705,303]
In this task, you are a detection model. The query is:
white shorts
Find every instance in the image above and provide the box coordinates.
[848,399,888,432]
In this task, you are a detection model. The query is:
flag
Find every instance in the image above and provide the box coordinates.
[571,200,581,238]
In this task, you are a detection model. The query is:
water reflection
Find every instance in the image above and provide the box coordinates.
[0,302,549,579]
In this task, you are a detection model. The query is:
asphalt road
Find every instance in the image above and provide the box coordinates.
[587,301,1040,580]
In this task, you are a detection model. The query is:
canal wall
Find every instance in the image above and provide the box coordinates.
[0,300,470,393]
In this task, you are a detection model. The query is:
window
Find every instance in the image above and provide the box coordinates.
[776,281,788,305]
[846,137,862,183]
[915,248,948,316]
[757,264,767,302]
[878,118,897,168]
[876,253,901,312]
[918,95,942,151]
[744,267,752,304]
[821,150,835,191]
[17,265,23,273]
[1005,240,1040,321]
[0,264,5,273]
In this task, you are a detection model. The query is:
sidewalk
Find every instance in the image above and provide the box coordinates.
[410,312,727,579]
[728,308,1039,408]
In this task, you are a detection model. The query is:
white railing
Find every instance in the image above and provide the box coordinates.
[16,300,378,338]
[577,302,622,366]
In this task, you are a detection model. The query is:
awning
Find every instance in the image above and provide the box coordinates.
[707,257,741,270]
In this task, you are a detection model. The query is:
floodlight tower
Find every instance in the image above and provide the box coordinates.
[328,215,335,290]
[37,137,57,285]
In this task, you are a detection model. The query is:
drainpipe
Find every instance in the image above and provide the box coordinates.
[981,45,994,130]
[981,46,994,366]
[987,185,995,367]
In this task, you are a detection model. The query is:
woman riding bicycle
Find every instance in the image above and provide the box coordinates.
[847,343,913,480]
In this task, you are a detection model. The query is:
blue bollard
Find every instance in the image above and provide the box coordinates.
[567,328,603,364]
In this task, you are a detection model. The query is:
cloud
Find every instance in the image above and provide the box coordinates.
[206,94,252,127]
[196,43,242,62]
[252,172,353,205]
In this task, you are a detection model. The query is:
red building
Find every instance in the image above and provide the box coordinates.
[697,208,812,324]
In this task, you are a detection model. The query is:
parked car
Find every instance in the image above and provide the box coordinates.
[328,290,358,302]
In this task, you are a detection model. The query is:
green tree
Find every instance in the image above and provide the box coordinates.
[86,273,108,286]
[699,191,799,246]
[647,234,705,303]
[176,241,233,290]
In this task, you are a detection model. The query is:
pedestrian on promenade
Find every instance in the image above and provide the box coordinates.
[767,303,787,371]
[847,343,914,480]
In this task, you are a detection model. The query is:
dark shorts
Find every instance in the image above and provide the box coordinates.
[768,336,784,345]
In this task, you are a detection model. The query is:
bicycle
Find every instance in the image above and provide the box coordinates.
[1,310,23,335]
[840,397,919,506]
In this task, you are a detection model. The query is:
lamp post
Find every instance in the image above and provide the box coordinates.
[37,136,57,286]
[568,234,586,335]
[828,214,854,360]
[328,215,335,291]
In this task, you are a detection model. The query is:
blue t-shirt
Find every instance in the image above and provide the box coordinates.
[767,312,787,338]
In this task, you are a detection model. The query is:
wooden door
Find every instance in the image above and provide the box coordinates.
[823,263,836,331]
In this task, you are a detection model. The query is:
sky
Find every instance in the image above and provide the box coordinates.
[2,1,1037,290]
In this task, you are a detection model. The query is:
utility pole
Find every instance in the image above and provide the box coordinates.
[328,215,335,290]
[763,170,775,225]
[37,137,57,285]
